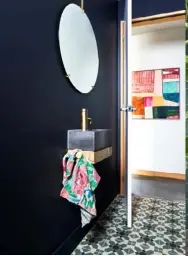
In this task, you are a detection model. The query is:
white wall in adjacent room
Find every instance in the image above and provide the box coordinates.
[131,26,185,174]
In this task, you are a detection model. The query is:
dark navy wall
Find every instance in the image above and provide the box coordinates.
[119,0,185,20]
[119,0,125,21]
[132,0,185,18]
[0,0,118,254]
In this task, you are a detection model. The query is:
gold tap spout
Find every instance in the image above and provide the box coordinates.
[81,109,92,131]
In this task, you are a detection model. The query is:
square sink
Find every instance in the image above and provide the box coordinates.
[67,129,112,151]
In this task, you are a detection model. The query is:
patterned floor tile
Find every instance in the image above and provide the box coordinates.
[129,242,161,255]
[72,195,185,255]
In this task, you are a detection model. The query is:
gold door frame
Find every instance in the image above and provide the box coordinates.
[120,21,125,195]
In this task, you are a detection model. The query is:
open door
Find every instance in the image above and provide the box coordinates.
[120,0,133,228]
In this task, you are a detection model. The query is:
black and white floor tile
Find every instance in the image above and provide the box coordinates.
[72,195,185,255]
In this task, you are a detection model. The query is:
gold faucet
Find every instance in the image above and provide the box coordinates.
[81,108,92,131]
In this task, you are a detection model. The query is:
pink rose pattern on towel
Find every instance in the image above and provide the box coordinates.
[60,149,101,226]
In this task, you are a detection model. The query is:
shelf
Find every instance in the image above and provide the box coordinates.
[132,10,185,28]
[132,18,184,35]
[67,147,112,164]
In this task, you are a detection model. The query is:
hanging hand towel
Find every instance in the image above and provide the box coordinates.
[60,149,101,227]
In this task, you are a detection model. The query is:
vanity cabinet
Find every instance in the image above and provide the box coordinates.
[132,0,185,19]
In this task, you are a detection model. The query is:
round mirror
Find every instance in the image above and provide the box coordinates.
[58,4,99,94]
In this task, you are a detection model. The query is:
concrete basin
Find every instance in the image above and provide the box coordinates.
[67,129,111,151]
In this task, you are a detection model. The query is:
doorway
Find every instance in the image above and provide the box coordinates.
[120,10,185,226]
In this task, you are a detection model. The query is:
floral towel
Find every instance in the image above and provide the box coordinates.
[60,149,101,227]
